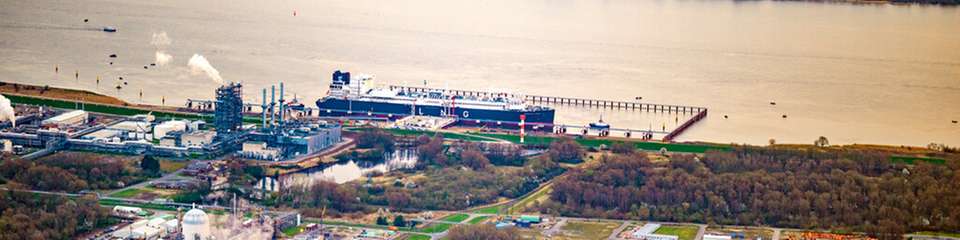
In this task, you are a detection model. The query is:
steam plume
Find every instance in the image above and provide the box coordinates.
[150,32,171,47]
[188,54,223,84]
[155,51,173,66]
[0,94,16,128]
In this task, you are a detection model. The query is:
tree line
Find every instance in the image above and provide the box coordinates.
[0,185,115,240]
[0,152,147,192]
[540,147,960,239]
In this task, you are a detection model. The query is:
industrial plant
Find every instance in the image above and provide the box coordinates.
[0,81,341,162]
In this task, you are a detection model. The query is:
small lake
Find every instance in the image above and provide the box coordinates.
[281,149,419,186]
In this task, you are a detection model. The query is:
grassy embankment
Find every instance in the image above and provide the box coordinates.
[403,234,432,240]
[302,219,451,234]
[440,213,471,223]
[3,91,263,124]
[376,128,730,154]
[467,216,490,224]
[508,182,553,214]
[109,188,148,198]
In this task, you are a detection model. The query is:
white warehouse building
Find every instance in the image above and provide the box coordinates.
[41,110,88,127]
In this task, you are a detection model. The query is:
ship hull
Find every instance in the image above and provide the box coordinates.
[316,98,554,129]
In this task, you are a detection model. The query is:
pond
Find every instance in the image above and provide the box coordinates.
[281,149,419,186]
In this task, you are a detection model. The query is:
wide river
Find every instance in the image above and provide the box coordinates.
[1,0,958,146]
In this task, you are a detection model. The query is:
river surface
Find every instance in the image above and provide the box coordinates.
[1,0,958,146]
[282,149,418,185]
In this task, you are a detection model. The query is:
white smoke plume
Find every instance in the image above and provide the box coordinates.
[155,51,173,66]
[188,54,224,84]
[0,94,16,128]
[150,31,171,47]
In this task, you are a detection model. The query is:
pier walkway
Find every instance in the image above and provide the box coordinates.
[388,85,707,141]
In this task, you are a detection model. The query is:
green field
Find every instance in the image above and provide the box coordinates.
[282,225,305,236]
[418,223,453,233]
[472,205,503,214]
[440,213,470,223]
[405,234,432,240]
[467,216,490,224]
[109,188,147,198]
[654,225,699,240]
[890,156,947,165]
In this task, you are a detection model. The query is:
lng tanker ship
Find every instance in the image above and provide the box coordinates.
[316,70,555,128]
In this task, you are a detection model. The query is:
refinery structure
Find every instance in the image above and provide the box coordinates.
[0,81,341,162]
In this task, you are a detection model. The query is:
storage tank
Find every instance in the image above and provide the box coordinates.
[181,208,210,240]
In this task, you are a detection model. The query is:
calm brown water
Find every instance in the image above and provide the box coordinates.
[1,0,958,146]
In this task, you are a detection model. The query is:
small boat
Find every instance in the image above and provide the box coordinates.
[589,116,610,129]
[103,26,117,32]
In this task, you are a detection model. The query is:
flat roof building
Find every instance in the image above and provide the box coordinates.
[633,224,680,240]
[41,110,87,127]
[182,131,216,147]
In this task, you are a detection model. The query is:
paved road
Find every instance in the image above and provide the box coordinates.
[608,221,629,240]
[695,224,707,240]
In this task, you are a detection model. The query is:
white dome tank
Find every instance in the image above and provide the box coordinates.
[181,208,210,240]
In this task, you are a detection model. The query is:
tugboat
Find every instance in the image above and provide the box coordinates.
[589,115,611,137]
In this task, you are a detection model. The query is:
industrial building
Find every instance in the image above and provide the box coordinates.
[241,141,281,161]
[40,109,87,128]
[0,81,339,161]
[240,82,342,161]
[214,82,243,137]
[182,131,216,147]
[704,234,734,240]
[632,223,680,240]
